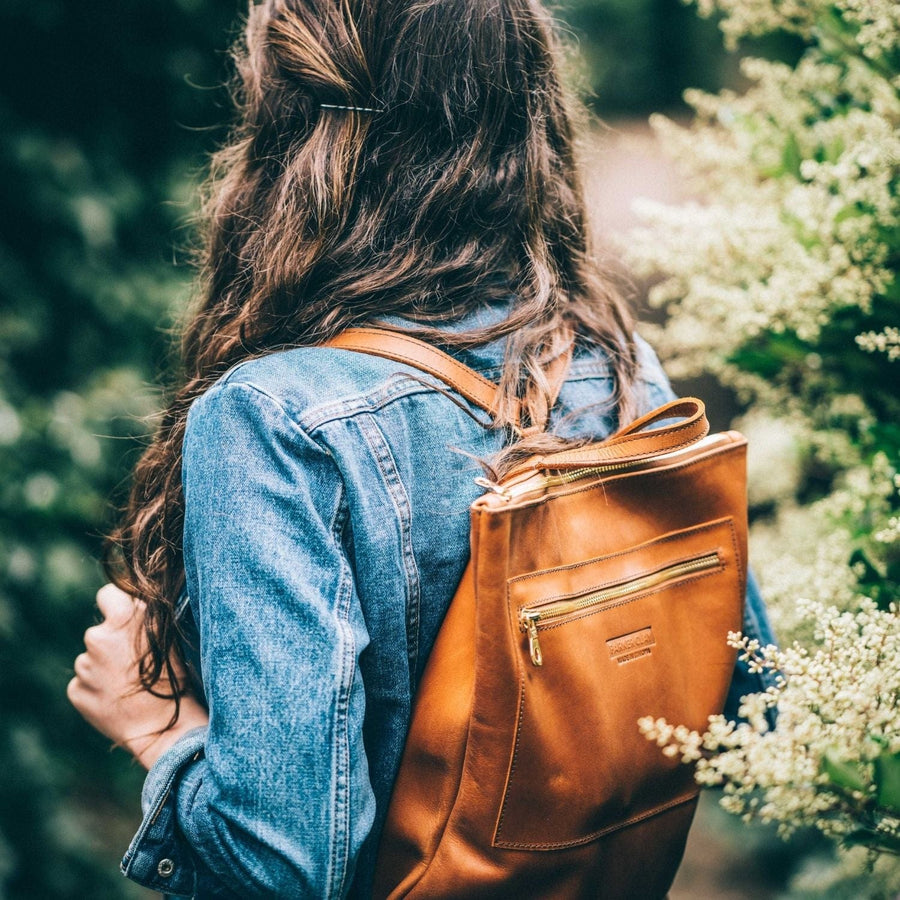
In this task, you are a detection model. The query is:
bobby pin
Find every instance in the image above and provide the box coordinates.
[320,103,380,113]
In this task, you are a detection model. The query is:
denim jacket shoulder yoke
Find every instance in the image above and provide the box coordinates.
[120,306,777,899]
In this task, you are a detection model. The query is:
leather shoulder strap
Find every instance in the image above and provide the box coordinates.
[324,327,505,418]
[325,330,707,472]
[324,327,573,432]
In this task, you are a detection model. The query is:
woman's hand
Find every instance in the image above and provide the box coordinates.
[67,583,209,770]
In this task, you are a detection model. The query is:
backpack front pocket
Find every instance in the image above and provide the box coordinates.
[494,517,743,850]
[518,551,723,668]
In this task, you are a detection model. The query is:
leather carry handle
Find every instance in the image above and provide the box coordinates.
[325,326,572,433]
[516,398,710,474]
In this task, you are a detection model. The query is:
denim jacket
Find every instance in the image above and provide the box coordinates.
[120,303,776,898]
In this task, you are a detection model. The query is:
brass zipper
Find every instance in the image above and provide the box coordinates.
[487,433,731,502]
[518,552,721,666]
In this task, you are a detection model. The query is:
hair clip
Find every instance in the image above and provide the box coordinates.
[320,103,380,113]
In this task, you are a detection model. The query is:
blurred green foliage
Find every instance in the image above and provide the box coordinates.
[0,0,733,896]
[0,1,240,896]
[565,0,723,113]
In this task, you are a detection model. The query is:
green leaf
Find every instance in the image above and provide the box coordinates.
[822,749,869,794]
[874,752,900,811]
[781,132,803,179]
[842,829,878,848]
[849,548,884,584]
[834,203,865,225]
[825,137,845,164]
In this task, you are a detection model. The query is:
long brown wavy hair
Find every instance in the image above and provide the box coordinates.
[106,0,640,705]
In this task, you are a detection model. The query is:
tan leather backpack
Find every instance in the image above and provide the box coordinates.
[328,328,747,899]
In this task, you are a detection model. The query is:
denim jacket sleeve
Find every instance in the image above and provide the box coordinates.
[121,380,375,898]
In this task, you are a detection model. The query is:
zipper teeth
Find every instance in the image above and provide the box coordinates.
[520,552,721,628]
[501,434,730,500]
[504,461,635,499]
[547,463,628,486]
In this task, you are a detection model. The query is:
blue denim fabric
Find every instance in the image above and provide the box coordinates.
[121,303,777,898]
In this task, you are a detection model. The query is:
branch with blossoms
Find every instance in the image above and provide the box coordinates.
[625,0,900,445]
[639,600,900,855]
[857,327,900,362]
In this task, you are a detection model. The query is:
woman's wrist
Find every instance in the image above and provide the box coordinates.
[125,695,210,771]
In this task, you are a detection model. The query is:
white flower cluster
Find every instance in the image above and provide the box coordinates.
[856,326,900,361]
[751,453,898,636]
[838,0,900,65]
[693,0,817,45]
[639,598,900,845]
[790,844,900,898]
[751,505,858,637]
[875,516,900,544]
[627,52,900,376]
[739,407,806,506]
[693,0,900,64]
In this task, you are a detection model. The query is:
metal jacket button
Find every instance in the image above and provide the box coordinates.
[157,858,175,878]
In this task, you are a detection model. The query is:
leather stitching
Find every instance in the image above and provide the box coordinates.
[493,791,699,850]
[507,518,734,585]
[511,442,745,511]
[492,672,528,845]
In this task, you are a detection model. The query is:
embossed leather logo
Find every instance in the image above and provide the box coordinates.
[607,626,655,663]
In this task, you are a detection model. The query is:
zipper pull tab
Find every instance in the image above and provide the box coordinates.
[474,476,511,500]
[521,612,543,667]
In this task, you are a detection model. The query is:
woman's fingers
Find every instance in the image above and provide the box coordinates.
[95,583,138,627]
[70,581,209,765]
[66,676,83,705]
[72,653,92,682]
[82,625,98,652]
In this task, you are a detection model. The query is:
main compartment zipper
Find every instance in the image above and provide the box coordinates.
[478,433,732,503]
[518,552,721,667]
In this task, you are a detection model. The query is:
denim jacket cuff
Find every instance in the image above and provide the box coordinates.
[120,725,208,896]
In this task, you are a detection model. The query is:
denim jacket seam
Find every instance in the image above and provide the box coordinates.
[211,370,436,435]
[438,357,610,382]
[205,380,340,463]
[120,728,207,893]
[299,362,615,434]
[564,369,612,383]
[328,483,356,899]
[299,376,473,433]
[356,414,422,688]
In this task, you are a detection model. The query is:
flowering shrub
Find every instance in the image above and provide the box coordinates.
[640,599,900,853]
[627,0,899,427]
[626,0,900,872]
